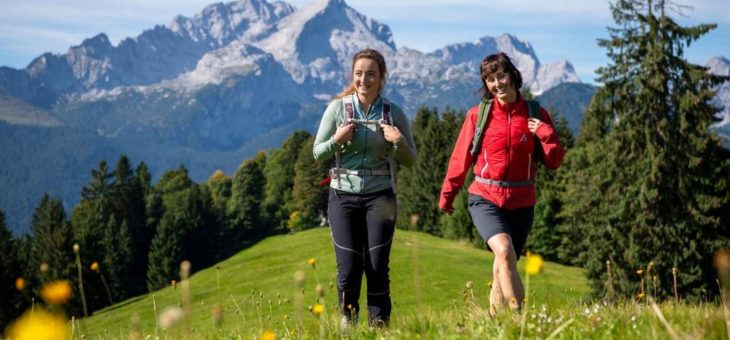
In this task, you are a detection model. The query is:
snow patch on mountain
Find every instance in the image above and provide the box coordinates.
[707,56,730,127]
[256,0,396,85]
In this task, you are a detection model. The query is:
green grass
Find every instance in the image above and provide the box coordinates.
[74,228,727,339]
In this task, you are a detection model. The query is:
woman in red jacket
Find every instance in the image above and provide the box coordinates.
[439,53,565,313]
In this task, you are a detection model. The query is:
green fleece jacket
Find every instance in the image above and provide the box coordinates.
[313,94,416,194]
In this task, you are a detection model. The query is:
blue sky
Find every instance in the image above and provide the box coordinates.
[0,0,727,83]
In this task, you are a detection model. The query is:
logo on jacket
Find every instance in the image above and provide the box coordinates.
[519,134,528,143]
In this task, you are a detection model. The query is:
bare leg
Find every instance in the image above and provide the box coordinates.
[487,233,524,310]
[489,264,504,315]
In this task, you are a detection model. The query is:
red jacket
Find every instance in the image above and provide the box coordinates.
[440,96,565,211]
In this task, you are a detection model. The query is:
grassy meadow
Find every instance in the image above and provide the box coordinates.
[18,227,729,339]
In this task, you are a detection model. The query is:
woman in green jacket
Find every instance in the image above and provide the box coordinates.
[313,48,416,328]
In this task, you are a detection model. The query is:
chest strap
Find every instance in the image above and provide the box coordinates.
[475,176,534,187]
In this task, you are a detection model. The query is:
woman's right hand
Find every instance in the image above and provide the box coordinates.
[333,123,356,145]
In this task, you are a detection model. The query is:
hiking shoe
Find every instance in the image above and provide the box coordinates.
[368,317,388,330]
[339,315,358,331]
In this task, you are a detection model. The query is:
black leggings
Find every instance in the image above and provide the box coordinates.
[327,188,396,323]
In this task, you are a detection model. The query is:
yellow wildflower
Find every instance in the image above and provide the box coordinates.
[311,303,324,316]
[90,261,99,272]
[308,258,316,268]
[636,269,644,276]
[261,330,277,340]
[15,277,26,291]
[525,253,544,275]
[5,308,69,340]
[41,280,72,305]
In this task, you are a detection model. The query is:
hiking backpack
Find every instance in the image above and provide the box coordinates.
[469,99,544,164]
[330,94,398,193]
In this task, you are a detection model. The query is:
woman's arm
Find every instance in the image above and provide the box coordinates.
[313,100,343,161]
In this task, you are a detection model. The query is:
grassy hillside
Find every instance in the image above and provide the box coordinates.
[81,227,590,337]
[71,228,728,339]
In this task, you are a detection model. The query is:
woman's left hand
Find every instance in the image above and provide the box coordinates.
[380,124,403,144]
[528,117,543,134]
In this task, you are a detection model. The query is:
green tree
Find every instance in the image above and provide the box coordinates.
[227,152,267,242]
[526,114,574,261]
[288,137,329,231]
[399,107,462,235]
[31,194,80,315]
[0,210,23,329]
[207,169,231,217]
[262,130,312,231]
[146,213,184,291]
[146,166,207,290]
[561,0,730,299]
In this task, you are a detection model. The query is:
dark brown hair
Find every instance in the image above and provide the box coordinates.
[479,52,523,100]
[335,48,388,99]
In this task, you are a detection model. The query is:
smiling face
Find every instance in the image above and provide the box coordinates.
[352,57,382,104]
[484,68,517,104]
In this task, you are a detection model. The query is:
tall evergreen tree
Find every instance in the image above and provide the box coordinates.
[0,210,23,329]
[146,213,184,291]
[398,107,463,235]
[110,155,148,296]
[227,152,267,241]
[262,130,311,231]
[561,0,730,299]
[146,166,206,290]
[31,194,80,315]
[289,136,329,230]
[526,114,574,261]
[32,194,75,282]
[100,216,133,300]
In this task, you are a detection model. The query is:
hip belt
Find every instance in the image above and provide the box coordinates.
[475,176,534,187]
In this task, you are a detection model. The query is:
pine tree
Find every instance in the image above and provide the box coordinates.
[289,136,329,230]
[100,216,132,300]
[110,155,148,296]
[31,194,80,315]
[146,166,205,290]
[227,152,267,242]
[0,210,23,329]
[262,130,311,231]
[526,114,574,261]
[32,194,75,282]
[146,213,184,291]
[399,107,463,235]
[561,0,730,299]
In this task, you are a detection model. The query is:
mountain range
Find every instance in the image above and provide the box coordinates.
[0,0,726,233]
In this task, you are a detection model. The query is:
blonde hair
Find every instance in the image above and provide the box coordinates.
[334,48,388,99]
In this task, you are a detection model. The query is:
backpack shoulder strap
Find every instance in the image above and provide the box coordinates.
[526,99,541,119]
[525,99,544,164]
[470,99,492,157]
[381,97,392,125]
[342,95,355,126]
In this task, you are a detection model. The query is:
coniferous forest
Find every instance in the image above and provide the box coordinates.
[1,0,729,330]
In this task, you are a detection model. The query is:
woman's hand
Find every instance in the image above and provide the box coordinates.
[528,117,543,134]
[380,124,403,144]
[333,123,356,145]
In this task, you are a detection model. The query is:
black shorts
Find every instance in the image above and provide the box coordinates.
[467,194,534,260]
